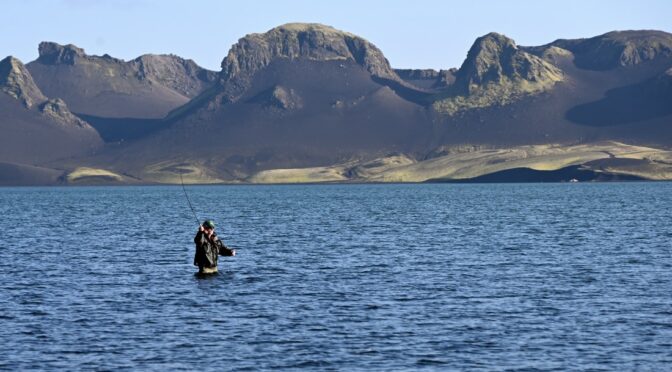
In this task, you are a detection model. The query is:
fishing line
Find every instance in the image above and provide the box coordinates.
[180,172,201,226]
[180,172,238,253]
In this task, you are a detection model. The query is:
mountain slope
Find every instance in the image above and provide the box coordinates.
[71,27,672,184]
[93,23,432,182]
[432,32,564,114]
[1,26,671,185]
[0,56,102,165]
[26,42,217,118]
[546,30,672,70]
[0,55,46,108]
[217,23,401,102]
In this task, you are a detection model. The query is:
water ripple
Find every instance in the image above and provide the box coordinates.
[0,183,671,370]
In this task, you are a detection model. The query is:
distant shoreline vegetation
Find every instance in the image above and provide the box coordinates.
[1,141,670,186]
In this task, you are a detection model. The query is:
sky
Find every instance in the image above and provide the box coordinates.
[2,0,671,71]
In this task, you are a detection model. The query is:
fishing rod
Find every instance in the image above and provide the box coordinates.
[180,172,201,226]
[179,172,238,254]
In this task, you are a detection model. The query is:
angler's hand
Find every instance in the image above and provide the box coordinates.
[199,225,205,233]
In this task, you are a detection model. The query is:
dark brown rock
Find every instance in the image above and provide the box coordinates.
[454,32,563,94]
[37,42,86,65]
[0,56,47,108]
[40,98,93,129]
[219,23,400,102]
[549,30,672,70]
[27,42,217,118]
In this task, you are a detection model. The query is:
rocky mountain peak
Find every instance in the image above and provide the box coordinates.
[433,33,563,115]
[0,56,96,131]
[0,56,47,108]
[39,98,93,129]
[37,41,87,65]
[550,30,672,70]
[455,32,563,93]
[24,43,218,118]
[248,85,303,110]
[218,23,399,101]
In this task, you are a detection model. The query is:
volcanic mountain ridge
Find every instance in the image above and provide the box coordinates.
[1,24,672,184]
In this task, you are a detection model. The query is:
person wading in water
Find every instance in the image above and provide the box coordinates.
[194,220,235,274]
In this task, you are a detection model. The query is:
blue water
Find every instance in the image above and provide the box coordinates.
[1,184,671,370]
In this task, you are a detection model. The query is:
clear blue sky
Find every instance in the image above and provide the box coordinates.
[2,0,670,71]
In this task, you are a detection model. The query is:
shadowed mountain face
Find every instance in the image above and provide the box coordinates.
[429,165,645,183]
[566,67,672,126]
[1,25,672,185]
[426,30,672,148]
[112,57,432,177]
[26,42,217,118]
[0,56,102,165]
[123,23,433,174]
[76,26,672,183]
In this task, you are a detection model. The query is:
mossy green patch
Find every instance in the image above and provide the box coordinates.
[432,73,563,115]
[433,32,565,115]
[248,167,348,184]
[67,167,124,182]
[243,142,672,183]
[141,161,224,184]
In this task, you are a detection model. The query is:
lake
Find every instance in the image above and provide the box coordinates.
[1,183,671,370]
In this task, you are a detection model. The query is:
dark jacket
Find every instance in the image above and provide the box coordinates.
[194,231,233,268]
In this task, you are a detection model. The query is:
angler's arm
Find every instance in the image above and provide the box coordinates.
[194,231,207,245]
[215,239,236,256]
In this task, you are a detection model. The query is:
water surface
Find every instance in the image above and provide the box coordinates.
[1,184,671,370]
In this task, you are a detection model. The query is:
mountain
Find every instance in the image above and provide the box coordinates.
[0,56,101,171]
[432,32,564,114]
[541,30,672,70]
[95,23,433,182]
[1,25,671,185]
[26,42,217,119]
[216,23,401,101]
[0,55,46,107]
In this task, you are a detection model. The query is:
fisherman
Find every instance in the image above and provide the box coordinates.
[194,220,235,274]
